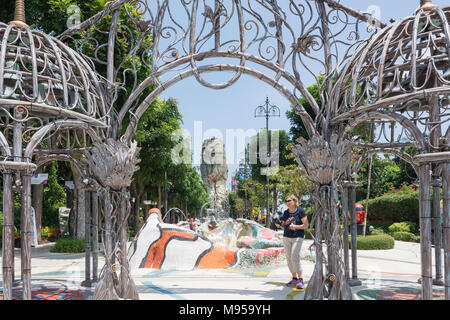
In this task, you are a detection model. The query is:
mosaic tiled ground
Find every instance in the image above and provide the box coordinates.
[0,280,91,300]
[356,287,445,300]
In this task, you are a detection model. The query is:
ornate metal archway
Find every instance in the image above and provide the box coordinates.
[1,0,449,300]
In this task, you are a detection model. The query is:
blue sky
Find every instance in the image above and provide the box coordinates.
[157,0,449,189]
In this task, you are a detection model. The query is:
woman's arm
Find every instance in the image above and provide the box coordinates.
[289,216,309,230]
[275,219,285,229]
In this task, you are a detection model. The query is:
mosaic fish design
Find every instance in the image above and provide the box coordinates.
[128,213,286,270]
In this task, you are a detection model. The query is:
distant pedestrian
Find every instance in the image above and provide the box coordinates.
[188,218,196,232]
[274,195,309,289]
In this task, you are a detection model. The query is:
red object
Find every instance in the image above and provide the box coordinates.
[148,208,160,215]
[355,203,365,224]
[148,208,162,221]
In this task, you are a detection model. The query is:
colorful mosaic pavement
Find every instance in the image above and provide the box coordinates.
[0,280,91,300]
[356,286,445,300]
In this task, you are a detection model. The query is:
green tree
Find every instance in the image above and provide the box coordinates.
[270,164,310,204]
[356,154,411,201]
[43,162,66,227]
[235,178,266,219]
[286,82,320,141]
[170,165,208,216]
[392,145,418,185]
[130,97,182,228]
[247,129,295,183]
[0,0,154,133]
[129,97,208,228]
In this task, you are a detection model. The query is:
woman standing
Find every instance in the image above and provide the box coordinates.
[275,195,309,289]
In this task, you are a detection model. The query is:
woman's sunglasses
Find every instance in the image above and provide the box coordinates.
[285,199,292,203]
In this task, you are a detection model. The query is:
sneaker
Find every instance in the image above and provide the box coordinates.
[286,278,298,287]
[296,278,304,289]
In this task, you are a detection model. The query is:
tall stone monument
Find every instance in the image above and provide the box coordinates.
[200,138,228,213]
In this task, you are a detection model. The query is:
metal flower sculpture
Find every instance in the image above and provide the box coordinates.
[86,139,141,300]
[293,134,353,299]
[293,134,353,186]
[86,139,141,190]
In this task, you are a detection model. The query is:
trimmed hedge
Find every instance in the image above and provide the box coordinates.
[361,191,420,224]
[349,234,395,250]
[50,237,85,253]
[369,222,420,243]
[362,189,442,225]
[388,222,418,234]
[369,228,386,236]
[392,231,420,242]
[367,220,394,233]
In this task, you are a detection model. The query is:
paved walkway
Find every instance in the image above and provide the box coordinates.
[0,239,445,300]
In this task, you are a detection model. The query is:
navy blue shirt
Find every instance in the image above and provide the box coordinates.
[280,207,307,238]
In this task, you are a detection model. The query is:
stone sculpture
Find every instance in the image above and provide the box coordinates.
[200,138,228,213]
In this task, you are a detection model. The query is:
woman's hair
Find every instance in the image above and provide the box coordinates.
[285,195,299,206]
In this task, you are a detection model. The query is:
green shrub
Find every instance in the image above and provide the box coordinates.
[50,237,85,253]
[43,162,66,228]
[370,228,385,235]
[128,230,138,240]
[361,190,420,224]
[393,231,420,242]
[388,222,418,234]
[305,228,312,239]
[367,220,394,232]
[349,234,395,250]
[363,187,440,226]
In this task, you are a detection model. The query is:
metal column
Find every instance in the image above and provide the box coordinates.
[419,164,433,300]
[20,172,32,300]
[82,190,92,287]
[349,181,361,286]
[2,171,14,299]
[340,183,350,281]
[431,178,443,286]
[92,191,99,282]
[442,162,450,299]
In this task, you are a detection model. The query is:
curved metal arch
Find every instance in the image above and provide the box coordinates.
[187,1,247,91]
[446,120,450,143]
[341,111,428,153]
[352,148,419,177]
[0,23,108,122]
[122,62,317,143]
[23,120,103,161]
[199,202,210,218]
[331,5,450,118]
[162,207,187,223]
[118,51,322,124]
[0,130,11,157]
[332,88,450,126]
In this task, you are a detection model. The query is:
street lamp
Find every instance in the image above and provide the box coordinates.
[254,97,280,228]
[238,157,249,219]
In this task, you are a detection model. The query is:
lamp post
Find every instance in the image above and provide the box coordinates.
[244,188,248,219]
[238,157,249,219]
[254,97,280,228]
